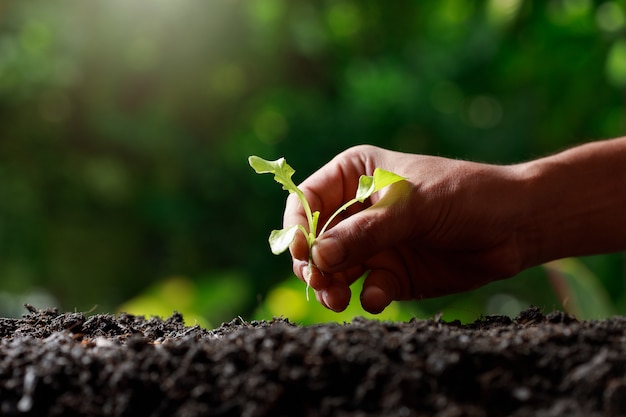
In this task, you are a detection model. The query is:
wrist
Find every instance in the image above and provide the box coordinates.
[514,138,626,268]
[512,158,559,269]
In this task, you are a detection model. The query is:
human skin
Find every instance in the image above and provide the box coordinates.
[283,137,626,314]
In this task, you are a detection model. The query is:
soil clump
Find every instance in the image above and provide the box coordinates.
[0,305,624,416]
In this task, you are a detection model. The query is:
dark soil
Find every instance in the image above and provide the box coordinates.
[0,305,625,417]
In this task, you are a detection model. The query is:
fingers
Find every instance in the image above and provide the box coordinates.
[306,247,414,314]
[283,164,352,263]
[292,257,363,294]
[291,258,333,290]
[282,144,388,249]
[292,257,365,312]
[359,268,417,314]
[359,248,414,313]
[311,180,414,273]
[313,264,409,314]
[316,282,352,312]
[360,273,394,314]
[284,193,310,261]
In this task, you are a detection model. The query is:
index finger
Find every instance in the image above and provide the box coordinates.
[283,156,363,259]
[284,192,311,261]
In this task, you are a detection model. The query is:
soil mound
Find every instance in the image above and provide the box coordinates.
[0,305,624,416]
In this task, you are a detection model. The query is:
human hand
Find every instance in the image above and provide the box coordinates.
[284,145,528,314]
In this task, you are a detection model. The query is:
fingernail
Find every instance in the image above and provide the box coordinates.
[313,237,346,269]
[361,286,390,314]
[321,290,338,312]
[322,287,350,312]
[302,265,312,284]
[319,290,330,309]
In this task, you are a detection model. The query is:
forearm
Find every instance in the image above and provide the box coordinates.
[517,137,626,268]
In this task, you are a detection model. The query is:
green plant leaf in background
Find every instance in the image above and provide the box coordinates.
[606,38,626,87]
[254,272,423,325]
[544,258,615,319]
[117,271,252,328]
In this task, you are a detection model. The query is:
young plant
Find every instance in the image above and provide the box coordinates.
[248,155,406,299]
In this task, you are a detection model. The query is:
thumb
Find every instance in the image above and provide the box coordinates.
[312,184,412,272]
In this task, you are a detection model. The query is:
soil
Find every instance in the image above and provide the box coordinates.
[0,305,624,417]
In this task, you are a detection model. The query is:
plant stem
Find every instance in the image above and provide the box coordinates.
[305,258,313,301]
[294,188,316,237]
[318,198,359,237]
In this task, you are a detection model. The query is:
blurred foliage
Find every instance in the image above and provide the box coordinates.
[545,258,615,319]
[253,274,422,325]
[0,0,625,323]
[117,271,251,328]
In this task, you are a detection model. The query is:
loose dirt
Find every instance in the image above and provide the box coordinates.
[0,305,624,416]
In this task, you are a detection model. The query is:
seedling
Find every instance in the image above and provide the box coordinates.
[248,155,405,299]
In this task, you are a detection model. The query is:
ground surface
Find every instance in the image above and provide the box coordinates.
[0,305,625,417]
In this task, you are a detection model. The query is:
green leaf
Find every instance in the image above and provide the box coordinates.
[355,168,406,202]
[269,225,299,255]
[355,175,375,202]
[249,155,317,237]
[248,156,299,194]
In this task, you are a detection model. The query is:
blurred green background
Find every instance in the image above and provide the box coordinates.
[1,0,625,326]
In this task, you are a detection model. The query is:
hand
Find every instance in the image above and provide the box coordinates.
[283,145,528,314]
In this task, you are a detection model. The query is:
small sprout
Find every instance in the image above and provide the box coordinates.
[249,155,405,300]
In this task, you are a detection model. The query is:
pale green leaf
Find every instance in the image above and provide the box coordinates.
[355,168,406,202]
[268,225,299,255]
[355,175,375,202]
[248,156,299,194]
[373,167,406,190]
[249,155,318,245]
